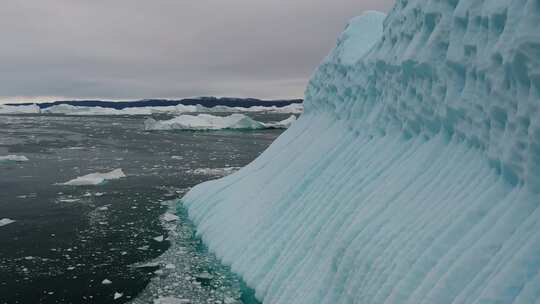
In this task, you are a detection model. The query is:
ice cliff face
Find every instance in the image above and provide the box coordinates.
[183,1,540,303]
[308,0,540,189]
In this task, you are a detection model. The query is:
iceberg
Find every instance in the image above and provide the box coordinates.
[181,2,540,304]
[264,115,297,129]
[144,114,296,131]
[33,103,303,116]
[0,155,29,163]
[41,104,199,116]
[59,169,126,186]
[0,104,40,114]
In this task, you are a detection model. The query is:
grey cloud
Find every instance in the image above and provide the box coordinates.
[0,0,394,103]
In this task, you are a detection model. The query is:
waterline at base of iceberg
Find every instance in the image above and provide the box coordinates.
[132,200,260,304]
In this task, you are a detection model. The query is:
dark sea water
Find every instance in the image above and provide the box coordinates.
[0,113,287,304]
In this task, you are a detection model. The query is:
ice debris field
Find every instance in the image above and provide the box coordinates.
[144,114,297,131]
[182,1,540,304]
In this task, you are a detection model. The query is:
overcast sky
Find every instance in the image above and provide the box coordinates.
[0,0,394,104]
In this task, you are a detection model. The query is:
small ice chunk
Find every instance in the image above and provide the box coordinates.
[194,272,213,282]
[0,218,16,227]
[58,198,80,203]
[165,263,176,269]
[114,292,123,300]
[153,236,164,242]
[133,261,159,268]
[162,213,179,222]
[0,155,29,162]
[102,279,112,285]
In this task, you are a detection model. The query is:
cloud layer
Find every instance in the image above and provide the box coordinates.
[0,0,394,103]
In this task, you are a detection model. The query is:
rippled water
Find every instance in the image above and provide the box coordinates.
[0,113,287,303]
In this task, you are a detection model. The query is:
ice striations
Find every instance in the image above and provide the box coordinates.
[182,2,540,304]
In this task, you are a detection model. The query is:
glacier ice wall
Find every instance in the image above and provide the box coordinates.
[183,1,540,303]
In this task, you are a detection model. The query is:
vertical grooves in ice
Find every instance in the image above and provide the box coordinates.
[182,1,540,303]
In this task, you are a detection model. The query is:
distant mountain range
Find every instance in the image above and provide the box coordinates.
[8,97,303,109]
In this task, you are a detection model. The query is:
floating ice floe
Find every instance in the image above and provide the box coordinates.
[59,169,126,186]
[144,114,296,131]
[0,155,29,163]
[102,279,112,285]
[114,292,123,300]
[153,235,164,242]
[57,198,81,203]
[0,218,16,227]
[162,213,179,222]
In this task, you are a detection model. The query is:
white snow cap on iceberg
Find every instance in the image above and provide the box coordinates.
[59,169,126,186]
[333,11,386,64]
[144,114,296,131]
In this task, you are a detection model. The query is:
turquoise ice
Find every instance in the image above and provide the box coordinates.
[183,1,540,303]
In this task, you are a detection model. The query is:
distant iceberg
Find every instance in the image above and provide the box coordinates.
[59,169,126,186]
[0,155,29,163]
[144,114,296,131]
[0,104,40,114]
[265,115,297,129]
[182,2,540,304]
[3,102,303,116]
[42,104,199,116]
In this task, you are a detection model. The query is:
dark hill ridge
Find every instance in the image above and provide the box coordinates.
[9,97,303,109]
